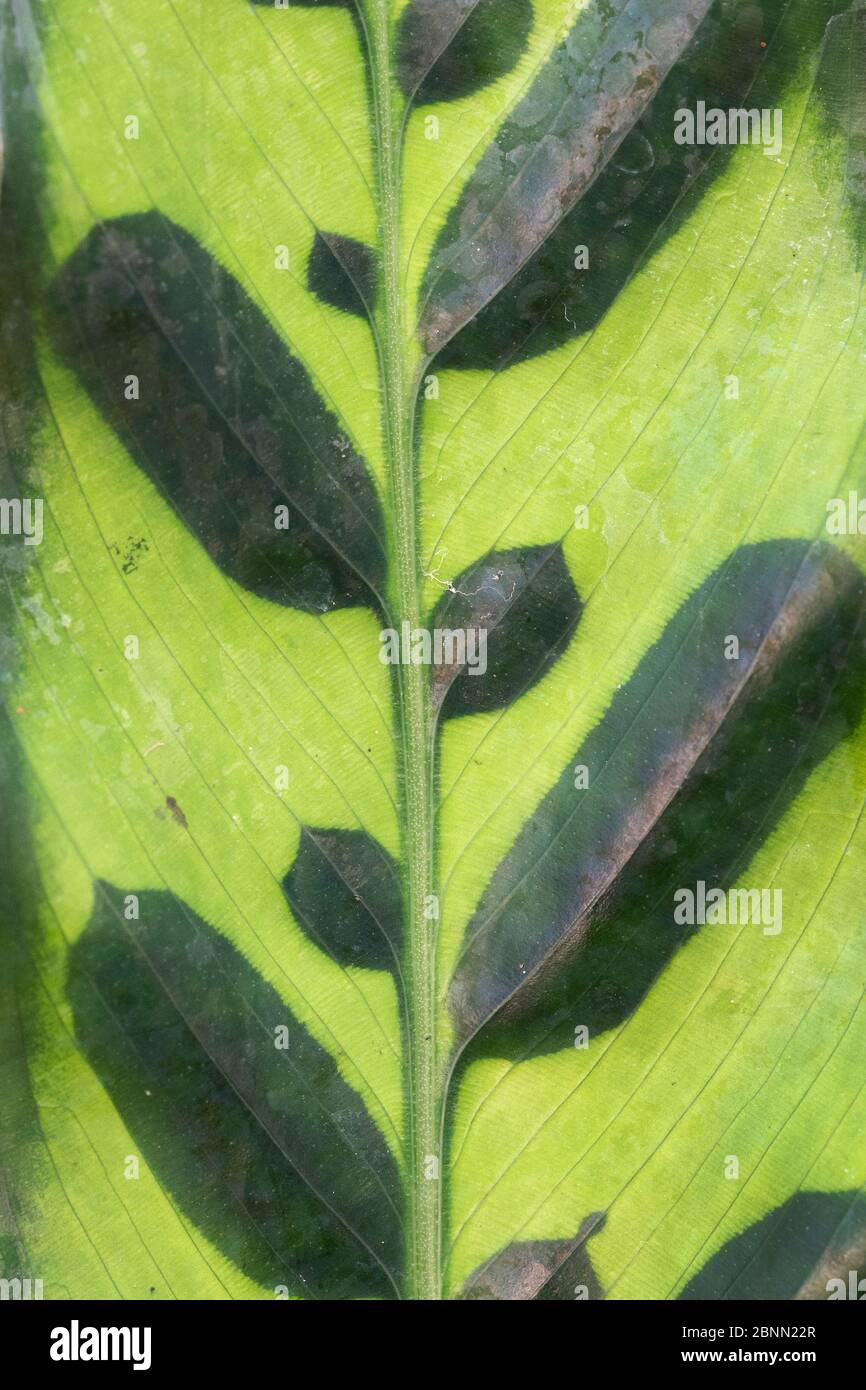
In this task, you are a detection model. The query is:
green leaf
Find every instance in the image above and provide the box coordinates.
[2,0,866,1304]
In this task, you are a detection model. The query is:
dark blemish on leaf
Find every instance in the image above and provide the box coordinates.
[436,0,837,372]
[459,1210,606,1299]
[307,231,377,318]
[430,542,582,719]
[109,535,149,574]
[679,1191,866,1300]
[165,796,187,829]
[283,826,402,972]
[248,0,350,6]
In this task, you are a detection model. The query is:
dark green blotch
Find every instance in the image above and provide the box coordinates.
[679,1191,866,1300]
[454,541,866,1058]
[283,826,402,974]
[437,0,842,369]
[307,232,377,319]
[397,0,533,105]
[48,213,387,614]
[430,542,581,720]
[68,882,402,1299]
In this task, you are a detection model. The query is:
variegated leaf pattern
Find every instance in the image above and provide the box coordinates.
[1,0,865,1301]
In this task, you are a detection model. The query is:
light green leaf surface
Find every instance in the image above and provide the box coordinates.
[2,0,865,1300]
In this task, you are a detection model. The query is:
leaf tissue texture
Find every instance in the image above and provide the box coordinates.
[2,0,866,1305]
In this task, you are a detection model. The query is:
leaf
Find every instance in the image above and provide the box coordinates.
[3,0,866,1305]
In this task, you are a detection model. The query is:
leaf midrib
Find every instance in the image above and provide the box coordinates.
[367,0,440,1301]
